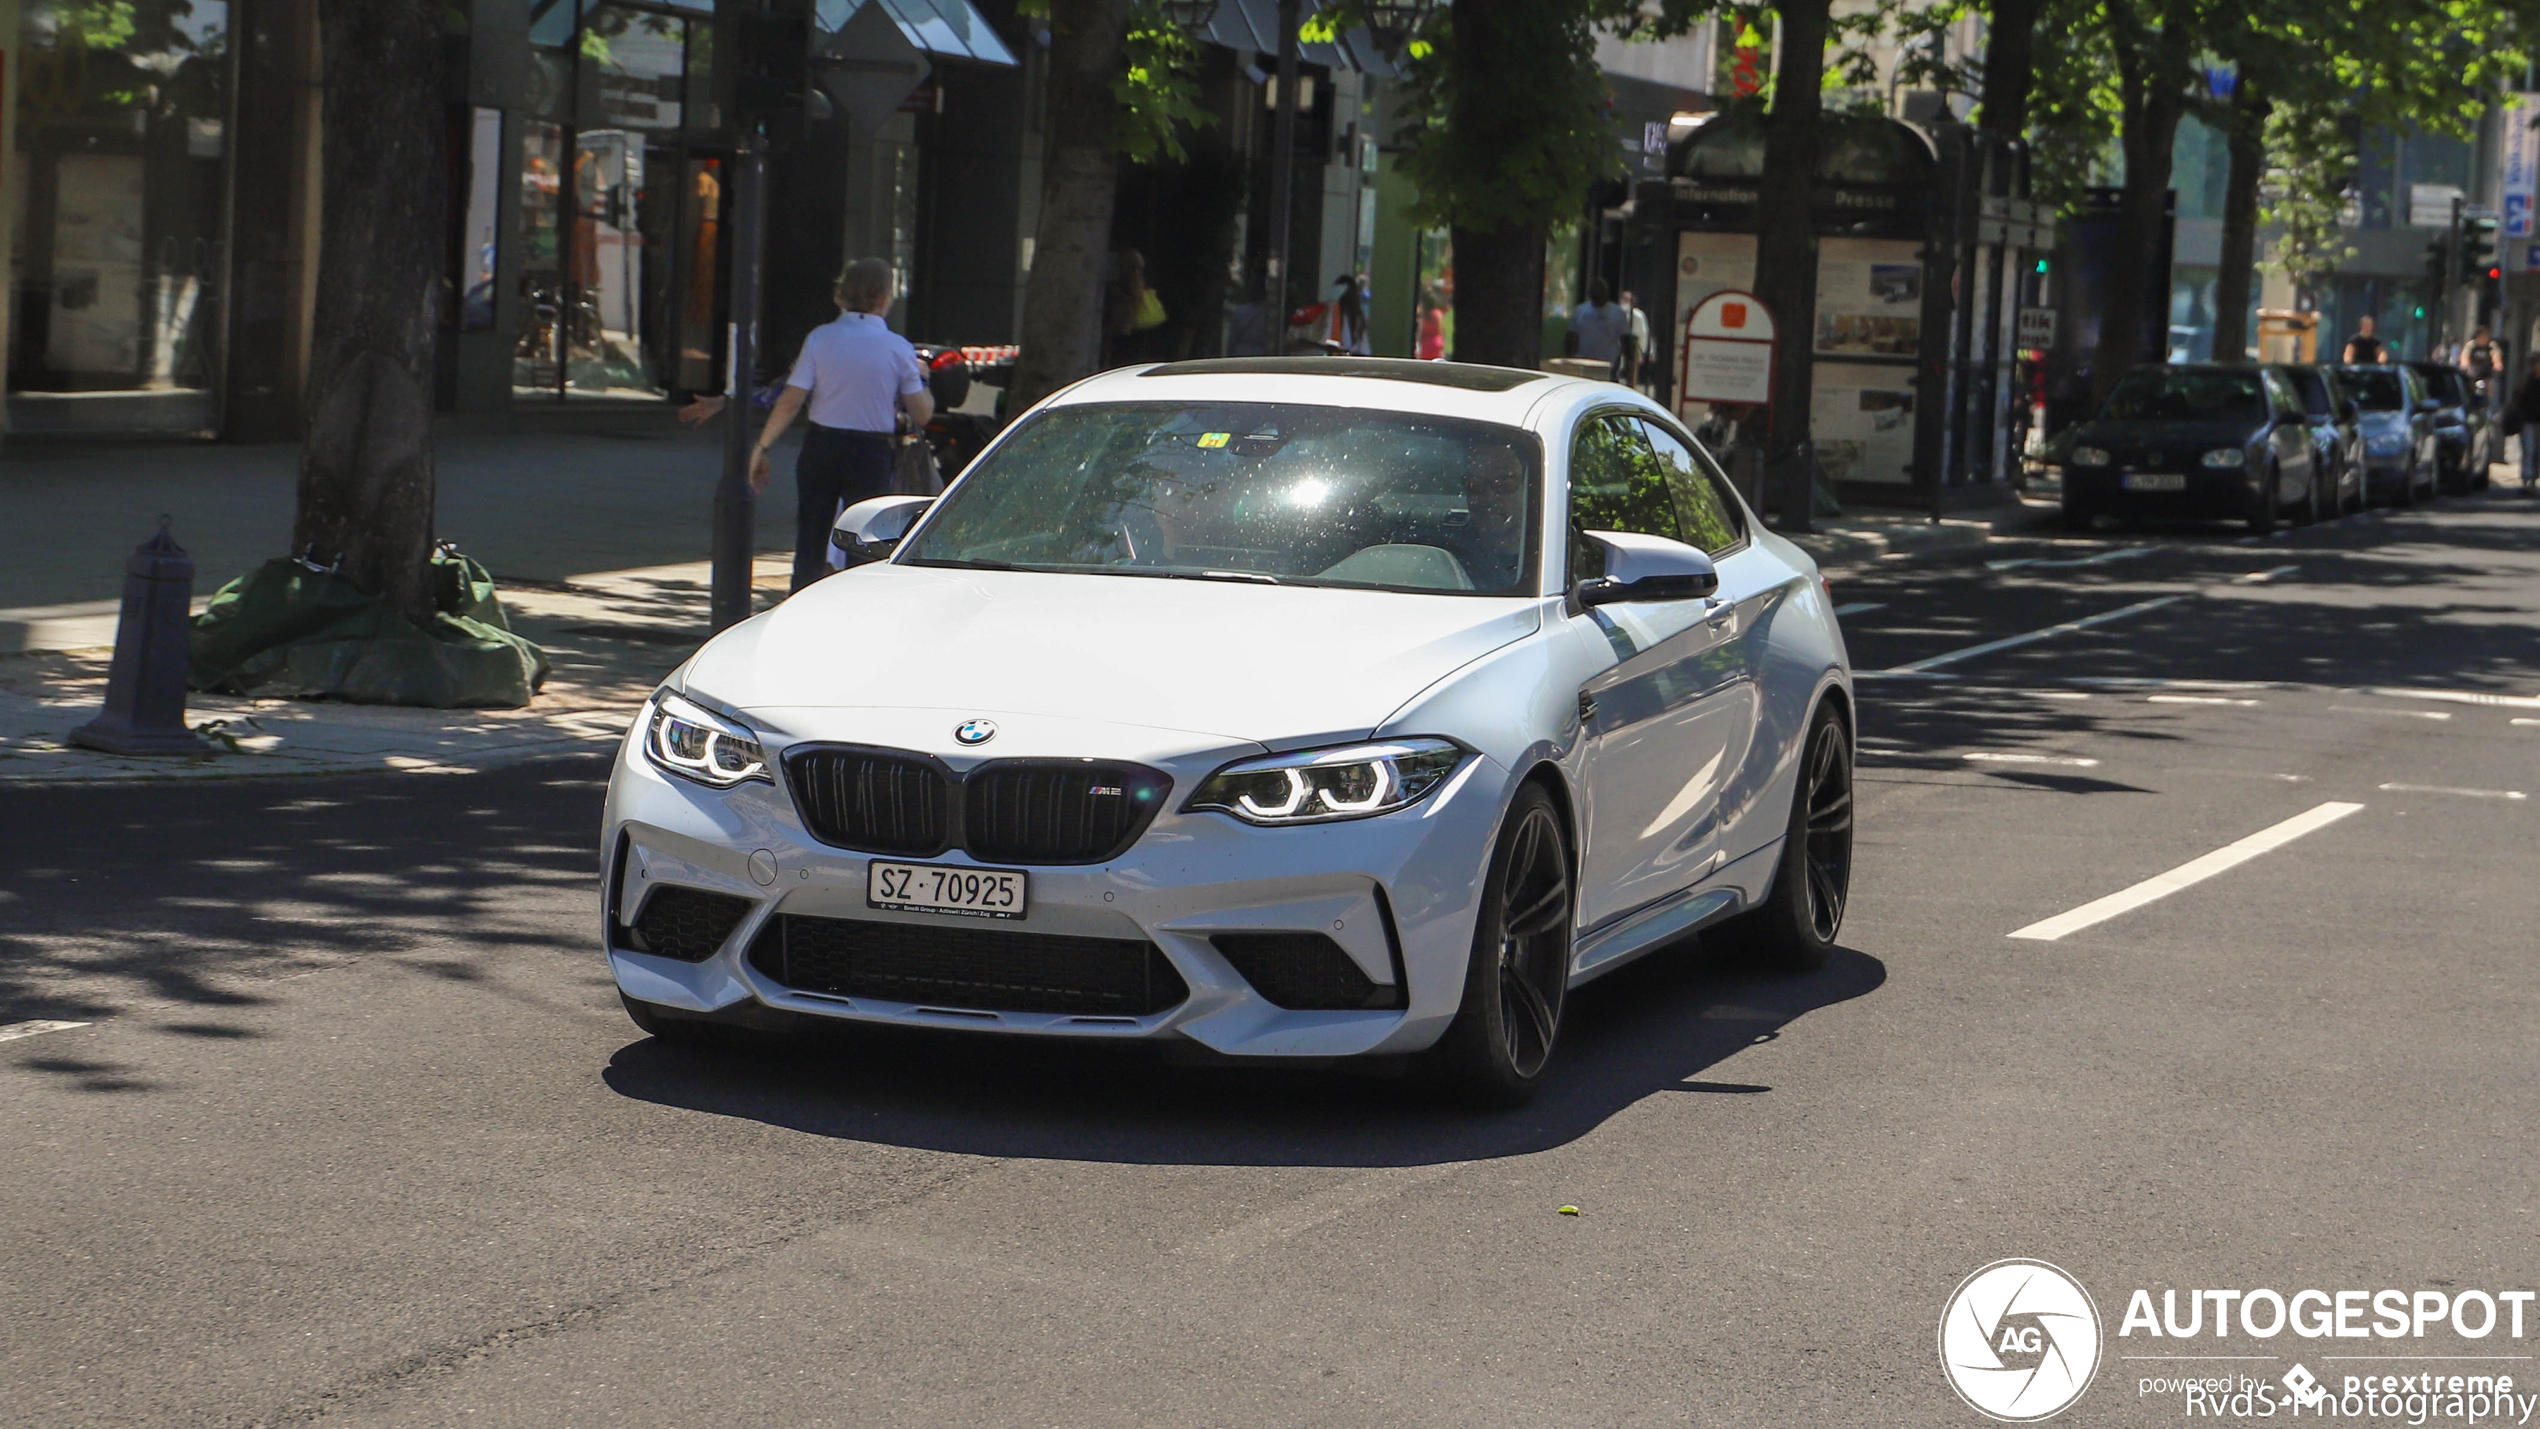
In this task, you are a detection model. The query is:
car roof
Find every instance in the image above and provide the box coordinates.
[1047,358,1589,426]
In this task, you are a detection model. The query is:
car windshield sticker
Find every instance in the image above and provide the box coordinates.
[1197,432,1230,448]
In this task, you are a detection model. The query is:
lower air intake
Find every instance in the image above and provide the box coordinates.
[1210,933,1403,1010]
[627,885,754,963]
[750,914,1188,1016]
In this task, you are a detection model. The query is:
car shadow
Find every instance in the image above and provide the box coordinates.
[599,940,1886,1168]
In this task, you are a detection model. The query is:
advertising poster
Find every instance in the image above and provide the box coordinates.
[1674,231,1758,348]
[2503,94,2538,260]
[1813,236,1925,357]
[1810,361,1917,484]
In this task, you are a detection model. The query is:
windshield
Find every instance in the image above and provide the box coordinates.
[901,402,1542,596]
[2099,369,2266,422]
[2343,369,2406,410]
[2416,368,2465,404]
[2287,369,2331,415]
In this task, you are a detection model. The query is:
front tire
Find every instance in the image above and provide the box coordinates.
[2246,467,2279,534]
[1431,785,1574,1106]
[1711,705,1853,972]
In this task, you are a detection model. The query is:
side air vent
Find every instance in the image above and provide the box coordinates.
[1211,933,1403,1011]
[626,885,754,963]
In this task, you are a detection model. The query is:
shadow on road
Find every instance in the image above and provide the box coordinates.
[600,942,1886,1168]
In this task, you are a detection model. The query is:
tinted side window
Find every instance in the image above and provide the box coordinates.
[1639,419,1744,554]
[1569,413,1681,543]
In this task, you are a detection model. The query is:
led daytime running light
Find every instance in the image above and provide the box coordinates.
[644,693,770,787]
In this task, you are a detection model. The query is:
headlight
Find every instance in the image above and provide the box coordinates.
[2071,446,2111,466]
[1187,738,1466,825]
[2202,448,2246,468]
[643,692,771,787]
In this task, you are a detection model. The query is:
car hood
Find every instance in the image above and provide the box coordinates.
[679,563,1544,749]
[2076,418,2262,449]
[2356,409,2413,434]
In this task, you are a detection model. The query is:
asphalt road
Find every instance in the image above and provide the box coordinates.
[7,490,2540,1428]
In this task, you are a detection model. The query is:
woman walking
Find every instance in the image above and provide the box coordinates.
[2507,353,2540,494]
[751,258,934,589]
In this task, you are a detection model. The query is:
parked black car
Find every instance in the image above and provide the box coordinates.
[2406,362,2497,493]
[2060,364,2321,532]
[2276,363,2366,516]
[2335,365,2441,505]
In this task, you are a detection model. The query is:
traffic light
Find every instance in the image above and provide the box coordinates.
[2462,214,2498,288]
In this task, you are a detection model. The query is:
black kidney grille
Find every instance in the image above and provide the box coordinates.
[1211,933,1404,1010]
[627,885,754,963]
[749,914,1188,1016]
[786,747,951,854]
[964,761,1172,866]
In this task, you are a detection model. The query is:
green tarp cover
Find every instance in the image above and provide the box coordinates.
[190,549,550,709]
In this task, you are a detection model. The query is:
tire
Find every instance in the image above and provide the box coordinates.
[1710,705,1853,973]
[1430,784,1574,1106]
[2294,467,2321,526]
[2395,460,2419,507]
[2246,467,2279,534]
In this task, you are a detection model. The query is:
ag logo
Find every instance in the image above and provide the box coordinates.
[1939,1259,2102,1422]
[953,718,997,746]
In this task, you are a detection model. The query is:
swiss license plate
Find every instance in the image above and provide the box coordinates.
[2123,471,2187,491]
[867,860,1029,920]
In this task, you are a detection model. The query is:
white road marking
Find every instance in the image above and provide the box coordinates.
[1882,596,2189,675]
[1963,752,2102,767]
[1986,546,2153,572]
[2022,690,2095,700]
[2368,687,2540,710]
[2146,694,2263,706]
[2008,801,2366,942]
[2377,782,2527,800]
[0,1020,91,1044]
[2330,705,2451,721]
[1833,601,1886,616]
[2074,677,2275,689]
[2235,565,2301,583]
[2514,718,2540,728]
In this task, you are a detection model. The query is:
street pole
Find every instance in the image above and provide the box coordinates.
[1265,0,1301,341]
[711,135,768,634]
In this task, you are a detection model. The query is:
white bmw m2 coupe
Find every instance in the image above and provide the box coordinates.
[603,357,1852,1101]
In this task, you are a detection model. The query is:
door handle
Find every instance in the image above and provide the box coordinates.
[1704,597,1735,625]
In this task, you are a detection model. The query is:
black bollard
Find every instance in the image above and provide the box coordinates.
[70,517,214,756]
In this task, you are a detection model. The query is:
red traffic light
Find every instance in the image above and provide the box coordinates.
[2489,267,2503,280]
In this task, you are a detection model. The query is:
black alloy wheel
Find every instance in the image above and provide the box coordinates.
[2296,464,2322,525]
[1433,785,1574,1104]
[1714,705,1853,972]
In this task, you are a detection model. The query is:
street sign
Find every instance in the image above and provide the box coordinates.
[2409,183,2465,229]
[2016,306,2057,348]
[2502,94,2539,266]
[1677,290,1776,409]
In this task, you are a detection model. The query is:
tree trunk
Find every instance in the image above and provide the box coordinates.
[2088,27,2186,405]
[1009,0,1134,412]
[2210,87,2271,363]
[293,0,446,625]
[1977,0,2043,139]
[1448,221,1547,369]
[1757,0,1832,456]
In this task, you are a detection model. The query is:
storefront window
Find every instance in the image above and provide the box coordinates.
[8,0,232,434]
[514,120,567,394]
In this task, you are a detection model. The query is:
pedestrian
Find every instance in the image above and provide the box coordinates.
[1618,288,1652,388]
[2506,353,2540,494]
[2459,324,2503,406]
[2341,315,2387,364]
[1569,279,1629,378]
[1327,275,1367,354]
[751,257,934,591]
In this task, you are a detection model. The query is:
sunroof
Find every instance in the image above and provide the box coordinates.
[1138,357,1549,392]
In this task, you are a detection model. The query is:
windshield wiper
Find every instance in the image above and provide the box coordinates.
[912,557,1025,571]
[1173,569,1281,585]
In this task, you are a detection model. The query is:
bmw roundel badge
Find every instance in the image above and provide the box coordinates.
[954,718,998,746]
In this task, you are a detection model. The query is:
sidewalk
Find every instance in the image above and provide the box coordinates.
[0,416,2054,783]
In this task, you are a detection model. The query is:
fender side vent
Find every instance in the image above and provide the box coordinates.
[1211,933,1403,1011]
[626,886,753,963]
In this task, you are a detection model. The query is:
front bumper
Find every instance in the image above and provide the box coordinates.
[599,721,1509,1059]
[2064,466,2256,519]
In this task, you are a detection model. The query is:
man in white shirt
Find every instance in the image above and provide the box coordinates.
[752,257,935,590]
[1619,288,1652,389]
[1569,279,1629,376]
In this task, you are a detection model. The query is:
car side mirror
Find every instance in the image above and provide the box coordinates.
[830,494,934,567]
[1573,529,1720,607]
[2338,400,2359,423]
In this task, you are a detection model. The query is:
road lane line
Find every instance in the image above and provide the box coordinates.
[1881,596,2189,675]
[2377,782,2526,800]
[1833,601,1887,616]
[2513,718,2540,728]
[2235,565,2301,583]
[1964,752,2102,767]
[2330,705,2451,721]
[0,1020,91,1044]
[2367,687,2540,710]
[2007,801,2365,942]
[1986,547,2153,572]
[2146,694,2262,706]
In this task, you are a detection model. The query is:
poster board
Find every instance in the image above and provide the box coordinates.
[1810,362,1918,485]
[1812,236,1924,357]
[1677,290,1776,409]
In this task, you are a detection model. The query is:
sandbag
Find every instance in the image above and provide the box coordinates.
[190,548,550,709]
